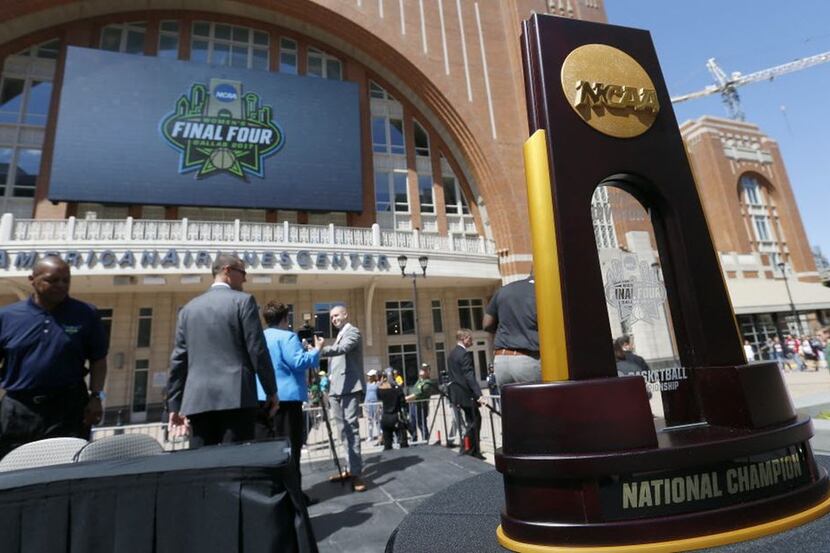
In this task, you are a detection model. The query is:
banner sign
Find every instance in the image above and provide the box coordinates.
[50,47,362,211]
[0,249,392,273]
[160,81,284,179]
[598,444,810,521]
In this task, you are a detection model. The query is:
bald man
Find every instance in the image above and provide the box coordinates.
[320,305,366,491]
[0,255,108,457]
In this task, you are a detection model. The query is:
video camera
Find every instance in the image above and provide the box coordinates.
[296,323,324,347]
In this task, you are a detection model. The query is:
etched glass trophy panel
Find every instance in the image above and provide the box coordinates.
[591,184,691,424]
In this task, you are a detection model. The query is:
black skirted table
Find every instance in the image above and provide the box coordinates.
[0,440,316,553]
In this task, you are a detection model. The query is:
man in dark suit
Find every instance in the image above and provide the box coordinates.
[447,328,487,460]
[167,254,278,448]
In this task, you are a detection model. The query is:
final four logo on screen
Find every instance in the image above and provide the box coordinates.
[160,79,284,179]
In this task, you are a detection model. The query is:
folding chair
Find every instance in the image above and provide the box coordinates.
[75,433,164,462]
[0,437,88,472]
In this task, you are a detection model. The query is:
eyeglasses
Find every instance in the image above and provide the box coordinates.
[227,266,247,277]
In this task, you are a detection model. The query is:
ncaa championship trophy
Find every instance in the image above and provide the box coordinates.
[495,14,830,552]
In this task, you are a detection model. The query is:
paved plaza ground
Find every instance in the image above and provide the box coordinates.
[306,368,830,552]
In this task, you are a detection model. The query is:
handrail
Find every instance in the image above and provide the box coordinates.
[1,214,497,255]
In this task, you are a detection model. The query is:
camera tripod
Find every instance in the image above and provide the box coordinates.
[318,392,345,486]
[426,386,501,447]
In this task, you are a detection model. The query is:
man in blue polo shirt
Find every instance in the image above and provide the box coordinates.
[0,255,108,457]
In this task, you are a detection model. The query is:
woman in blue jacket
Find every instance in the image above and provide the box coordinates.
[257,301,323,493]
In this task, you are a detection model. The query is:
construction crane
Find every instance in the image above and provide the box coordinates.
[670,51,830,120]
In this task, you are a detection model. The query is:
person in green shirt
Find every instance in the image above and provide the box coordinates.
[405,364,438,442]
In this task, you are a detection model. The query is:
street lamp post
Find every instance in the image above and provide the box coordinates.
[778,262,803,336]
[398,254,428,385]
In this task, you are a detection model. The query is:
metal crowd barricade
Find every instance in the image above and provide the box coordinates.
[91,392,504,471]
[91,422,190,451]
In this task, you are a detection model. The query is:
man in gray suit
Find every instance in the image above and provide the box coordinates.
[167,254,278,448]
[321,304,366,492]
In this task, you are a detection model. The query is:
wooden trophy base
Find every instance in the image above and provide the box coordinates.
[495,364,830,550]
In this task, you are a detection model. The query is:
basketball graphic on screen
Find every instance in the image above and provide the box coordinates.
[209,148,236,170]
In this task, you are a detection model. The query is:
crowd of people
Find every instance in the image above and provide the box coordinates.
[746,332,830,372]
[0,258,543,473]
[9,254,830,487]
[164,255,507,498]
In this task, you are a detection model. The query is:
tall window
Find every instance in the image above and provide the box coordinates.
[457,299,484,331]
[98,308,114,347]
[741,175,762,205]
[279,38,298,74]
[388,344,418,386]
[375,170,409,213]
[157,21,180,58]
[386,300,415,335]
[100,22,147,54]
[132,360,149,413]
[739,174,783,274]
[435,342,447,376]
[307,48,342,80]
[443,165,476,236]
[0,78,52,125]
[136,307,152,348]
[0,39,58,217]
[431,300,443,333]
[0,148,40,198]
[370,81,408,230]
[413,121,430,157]
[418,174,434,214]
[753,215,771,242]
[190,22,269,70]
[443,174,470,216]
[372,116,405,154]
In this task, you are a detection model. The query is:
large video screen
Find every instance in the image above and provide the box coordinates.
[49,47,363,211]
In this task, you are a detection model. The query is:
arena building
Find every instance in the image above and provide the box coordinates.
[0,1,826,422]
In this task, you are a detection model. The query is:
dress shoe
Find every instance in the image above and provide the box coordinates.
[328,470,351,482]
[303,493,319,506]
[351,476,367,492]
[470,452,487,461]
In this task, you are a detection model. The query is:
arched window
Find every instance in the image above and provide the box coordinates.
[739,173,785,269]
[442,158,476,237]
[413,121,430,157]
[371,81,409,230]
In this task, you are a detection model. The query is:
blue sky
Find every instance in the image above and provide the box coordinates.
[605,1,830,260]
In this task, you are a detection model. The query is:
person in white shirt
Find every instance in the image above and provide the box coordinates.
[743,339,757,362]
